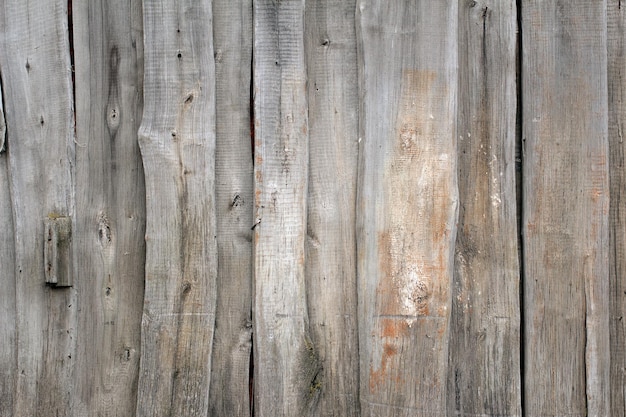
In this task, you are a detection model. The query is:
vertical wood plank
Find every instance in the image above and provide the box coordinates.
[304,0,360,415]
[356,2,458,415]
[71,0,145,415]
[0,119,16,417]
[522,1,610,416]
[252,0,312,415]
[136,1,217,415]
[448,1,522,415]
[608,1,626,414]
[208,0,253,415]
[0,1,77,415]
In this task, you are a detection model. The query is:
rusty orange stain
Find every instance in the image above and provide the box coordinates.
[380,318,409,339]
[369,343,398,393]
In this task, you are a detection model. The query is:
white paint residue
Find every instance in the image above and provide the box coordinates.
[489,154,501,208]
[399,264,430,317]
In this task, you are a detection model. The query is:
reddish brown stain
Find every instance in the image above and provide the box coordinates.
[380,318,409,339]
[369,343,398,393]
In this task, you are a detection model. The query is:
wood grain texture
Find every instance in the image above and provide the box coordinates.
[0,144,15,417]
[136,1,217,415]
[0,1,77,415]
[303,0,360,415]
[71,0,145,415]
[448,1,522,416]
[522,1,610,416]
[608,1,626,414]
[252,0,312,415]
[208,0,253,415]
[356,2,458,415]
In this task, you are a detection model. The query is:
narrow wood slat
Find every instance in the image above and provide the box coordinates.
[0,137,15,416]
[356,2,458,415]
[136,1,218,415]
[522,1,610,415]
[304,0,360,415]
[208,0,254,415]
[252,0,312,415]
[608,1,626,415]
[71,0,145,414]
[448,1,522,415]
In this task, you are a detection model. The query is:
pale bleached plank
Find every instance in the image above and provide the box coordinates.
[303,0,360,415]
[136,1,218,415]
[448,1,522,415]
[208,0,253,415]
[356,2,458,415]
[522,1,610,415]
[0,148,15,416]
[252,0,312,415]
[0,1,77,415]
[70,0,145,415]
[608,1,626,414]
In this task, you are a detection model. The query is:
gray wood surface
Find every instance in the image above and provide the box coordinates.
[448,1,522,415]
[522,1,611,416]
[304,0,360,415]
[252,0,312,415]
[71,0,145,415]
[0,1,77,415]
[135,0,218,415]
[356,2,458,415]
[0,135,15,417]
[608,1,626,414]
[208,0,253,415]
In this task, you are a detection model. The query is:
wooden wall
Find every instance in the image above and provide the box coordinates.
[0,0,623,416]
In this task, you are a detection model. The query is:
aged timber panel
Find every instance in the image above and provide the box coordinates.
[136,0,218,415]
[448,1,522,415]
[71,0,145,415]
[208,0,254,415]
[608,0,626,414]
[0,1,77,415]
[522,1,610,416]
[0,83,15,417]
[252,0,313,415]
[303,0,360,415]
[356,2,458,415]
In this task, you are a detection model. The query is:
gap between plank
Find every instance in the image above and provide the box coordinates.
[515,1,526,416]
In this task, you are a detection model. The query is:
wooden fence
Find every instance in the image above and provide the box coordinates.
[0,0,624,416]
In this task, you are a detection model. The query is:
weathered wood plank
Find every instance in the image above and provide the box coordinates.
[208,0,253,415]
[356,2,458,415]
[303,0,360,415]
[252,0,312,415]
[71,0,145,415]
[136,1,218,415]
[448,1,522,416]
[0,135,15,417]
[0,1,77,415]
[522,1,610,415]
[608,1,626,415]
